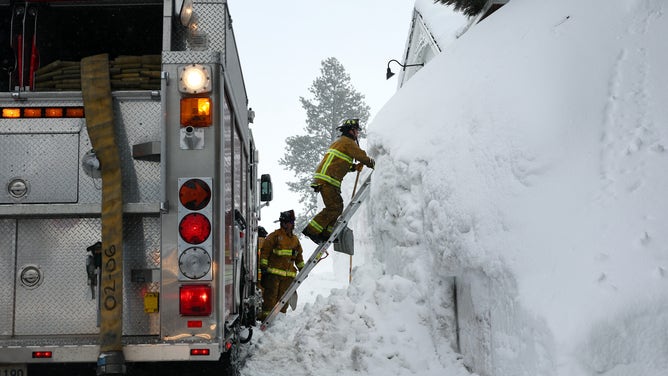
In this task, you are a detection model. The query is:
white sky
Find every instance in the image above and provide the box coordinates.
[228,0,415,230]
[239,0,668,375]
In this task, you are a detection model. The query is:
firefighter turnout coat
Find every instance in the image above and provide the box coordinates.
[305,134,374,239]
[312,134,375,190]
[260,227,305,316]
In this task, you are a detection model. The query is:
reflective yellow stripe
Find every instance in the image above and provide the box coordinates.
[297,261,305,269]
[260,259,268,266]
[273,249,293,256]
[327,148,353,163]
[314,173,341,188]
[309,219,324,232]
[267,267,296,278]
[319,154,337,181]
[314,148,352,188]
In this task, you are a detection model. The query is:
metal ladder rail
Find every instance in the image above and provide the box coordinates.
[260,173,372,330]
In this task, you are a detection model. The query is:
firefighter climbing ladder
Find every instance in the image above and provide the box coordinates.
[260,172,373,330]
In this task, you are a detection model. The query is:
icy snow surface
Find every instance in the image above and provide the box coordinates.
[241,0,668,375]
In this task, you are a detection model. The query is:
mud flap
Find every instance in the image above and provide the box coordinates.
[333,227,354,255]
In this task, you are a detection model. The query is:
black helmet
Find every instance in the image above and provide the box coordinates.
[337,118,361,133]
[278,210,295,223]
[258,226,268,238]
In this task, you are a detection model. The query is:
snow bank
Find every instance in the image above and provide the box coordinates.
[367,0,668,375]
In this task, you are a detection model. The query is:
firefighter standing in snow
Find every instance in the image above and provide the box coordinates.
[302,119,375,244]
[260,210,304,319]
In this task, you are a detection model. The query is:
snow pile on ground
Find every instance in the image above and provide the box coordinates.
[368,0,668,375]
[242,0,668,375]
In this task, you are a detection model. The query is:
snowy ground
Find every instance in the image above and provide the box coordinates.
[241,1,668,375]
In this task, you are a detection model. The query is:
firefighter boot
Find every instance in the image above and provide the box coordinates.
[301,227,324,245]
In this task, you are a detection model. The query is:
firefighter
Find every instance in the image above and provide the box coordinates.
[259,210,304,320]
[302,118,375,244]
[256,226,268,294]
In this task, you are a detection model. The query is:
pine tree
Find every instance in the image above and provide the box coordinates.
[434,0,487,17]
[279,57,370,231]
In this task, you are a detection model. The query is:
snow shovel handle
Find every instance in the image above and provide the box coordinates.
[351,169,361,199]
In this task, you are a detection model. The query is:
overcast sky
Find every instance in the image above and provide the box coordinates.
[228,0,416,229]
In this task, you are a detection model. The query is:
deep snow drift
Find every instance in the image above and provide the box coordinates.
[241,1,668,375]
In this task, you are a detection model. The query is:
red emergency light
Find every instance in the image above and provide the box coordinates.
[179,284,212,316]
[179,213,211,244]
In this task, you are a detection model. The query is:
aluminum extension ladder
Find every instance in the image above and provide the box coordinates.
[260,172,373,330]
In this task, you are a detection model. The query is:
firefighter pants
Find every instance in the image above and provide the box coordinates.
[262,273,294,318]
[307,183,343,238]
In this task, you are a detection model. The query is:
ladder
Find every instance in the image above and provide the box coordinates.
[260,172,373,330]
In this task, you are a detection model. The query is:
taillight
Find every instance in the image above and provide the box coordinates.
[180,285,212,316]
[179,178,211,210]
[179,213,211,244]
[190,349,210,356]
[32,351,53,358]
[177,178,213,281]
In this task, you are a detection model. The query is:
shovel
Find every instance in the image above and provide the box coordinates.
[288,291,298,311]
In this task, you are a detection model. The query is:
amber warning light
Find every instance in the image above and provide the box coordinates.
[180,97,212,127]
[1,107,85,119]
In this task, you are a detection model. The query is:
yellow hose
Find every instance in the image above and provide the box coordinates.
[81,54,125,372]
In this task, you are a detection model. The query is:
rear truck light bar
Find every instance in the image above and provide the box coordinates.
[1,107,85,118]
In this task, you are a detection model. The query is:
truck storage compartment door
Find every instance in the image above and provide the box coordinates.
[0,118,81,204]
[0,219,16,336]
[14,218,100,335]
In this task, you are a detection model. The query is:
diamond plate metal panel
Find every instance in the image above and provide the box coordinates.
[78,97,162,204]
[0,118,83,134]
[193,2,226,52]
[171,1,227,54]
[15,216,162,336]
[0,133,79,204]
[0,220,16,336]
[162,50,221,65]
[123,215,161,336]
[15,218,101,335]
[115,99,162,204]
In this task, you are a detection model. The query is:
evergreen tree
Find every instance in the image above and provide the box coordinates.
[279,57,370,231]
[434,0,486,17]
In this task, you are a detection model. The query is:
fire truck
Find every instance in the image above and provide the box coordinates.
[0,0,271,374]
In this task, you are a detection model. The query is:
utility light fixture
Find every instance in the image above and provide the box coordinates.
[386,59,424,80]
